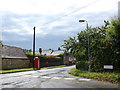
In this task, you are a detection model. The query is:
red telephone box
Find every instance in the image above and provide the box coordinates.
[34,57,40,69]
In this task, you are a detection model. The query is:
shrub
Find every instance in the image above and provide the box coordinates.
[76,61,88,70]
[25,53,64,67]
[57,53,64,59]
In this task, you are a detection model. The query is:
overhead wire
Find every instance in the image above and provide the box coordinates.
[39,0,100,27]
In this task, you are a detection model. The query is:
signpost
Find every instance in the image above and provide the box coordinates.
[104,65,113,69]
[104,65,113,72]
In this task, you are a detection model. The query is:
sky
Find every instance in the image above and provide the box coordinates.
[0,0,119,51]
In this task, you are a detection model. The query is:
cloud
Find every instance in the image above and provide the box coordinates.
[1,0,119,50]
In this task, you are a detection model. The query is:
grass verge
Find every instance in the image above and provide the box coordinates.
[0,65,67,74]
[68,68,120,85]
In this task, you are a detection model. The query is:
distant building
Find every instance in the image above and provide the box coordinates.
[34,49,76,65]
[0,44,30,70]
[63,52,76,65]
[35,50,65,56]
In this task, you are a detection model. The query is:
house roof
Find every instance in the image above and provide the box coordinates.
[2,45,28,59]
[50,50,65,56]
[35,50,65,56]
[41,50,53,56]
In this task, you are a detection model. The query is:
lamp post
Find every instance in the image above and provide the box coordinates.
[33,26,36,68]
[79,20,91,72]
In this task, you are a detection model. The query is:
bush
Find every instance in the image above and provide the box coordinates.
[76,61,88,70]
[57,53,64,59]
[25,53,64,67]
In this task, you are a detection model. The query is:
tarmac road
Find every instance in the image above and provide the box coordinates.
[0,65,119,89]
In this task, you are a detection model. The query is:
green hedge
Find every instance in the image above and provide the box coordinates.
[76,61,88,70]
[26,53,64,67]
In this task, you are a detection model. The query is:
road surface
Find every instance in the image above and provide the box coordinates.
[0,65,119,89]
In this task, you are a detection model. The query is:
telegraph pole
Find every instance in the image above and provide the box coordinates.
[33,27,35,68]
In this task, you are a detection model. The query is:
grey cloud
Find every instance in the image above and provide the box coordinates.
[2,10,117,50]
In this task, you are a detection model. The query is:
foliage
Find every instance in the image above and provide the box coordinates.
[62,18,120,72]
[58,47,61,50]
[23,49,32,53]
[0,40,2,44]
[57,53,64,59]
[0,68,33,74]
[39,48,42,54]
[25,53,64,67]
[76,61,88,70]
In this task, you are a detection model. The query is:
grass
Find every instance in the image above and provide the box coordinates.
[42,65,66,69]
[0,68,33,74]
[0,65,67,74]
[68,68,120,85]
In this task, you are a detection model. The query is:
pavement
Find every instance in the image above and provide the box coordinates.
[0,65,119,89]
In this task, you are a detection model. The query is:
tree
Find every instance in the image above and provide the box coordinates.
[62,18,120,72]
[23,49,32,53]
[0,40,2,44]
[58,47,61,50]
[61,36,77,52]
[105,18,120,72]
[39,48,42,54]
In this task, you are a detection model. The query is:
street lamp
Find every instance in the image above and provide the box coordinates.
[79,20,91,72]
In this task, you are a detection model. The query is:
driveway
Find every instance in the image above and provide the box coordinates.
[0,65,119,89]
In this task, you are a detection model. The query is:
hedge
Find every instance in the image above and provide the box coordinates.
[76,61,88,70]
[26,53,64,67]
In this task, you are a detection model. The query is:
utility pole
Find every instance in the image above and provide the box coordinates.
[33,27,35,68]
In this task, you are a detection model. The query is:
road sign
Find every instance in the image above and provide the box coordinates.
[104,65,113,69]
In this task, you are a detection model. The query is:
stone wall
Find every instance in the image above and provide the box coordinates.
[1,59,30,70]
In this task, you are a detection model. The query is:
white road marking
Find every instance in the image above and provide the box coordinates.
[78,78,91,81]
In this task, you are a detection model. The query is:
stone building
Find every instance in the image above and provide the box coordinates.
[63,52,76,65]
[0,44,30,70]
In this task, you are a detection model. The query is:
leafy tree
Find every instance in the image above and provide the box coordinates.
[58,47,61,50]
[62,18,120,72]
[39,48,42,54]
[23,49,32,53]
[61,36,77,52]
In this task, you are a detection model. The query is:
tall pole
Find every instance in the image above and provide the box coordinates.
[79,20,91,72]
[33,27,35,68]
[86,21,91,72]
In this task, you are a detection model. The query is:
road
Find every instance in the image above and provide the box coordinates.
[0,65,119,89]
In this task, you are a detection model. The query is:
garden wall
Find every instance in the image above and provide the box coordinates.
[2,59,30,70]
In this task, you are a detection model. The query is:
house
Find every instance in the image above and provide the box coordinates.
[41,50,65,56]
[0,44,30,70]
[35,50,65,56]
[63,52,76,65]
